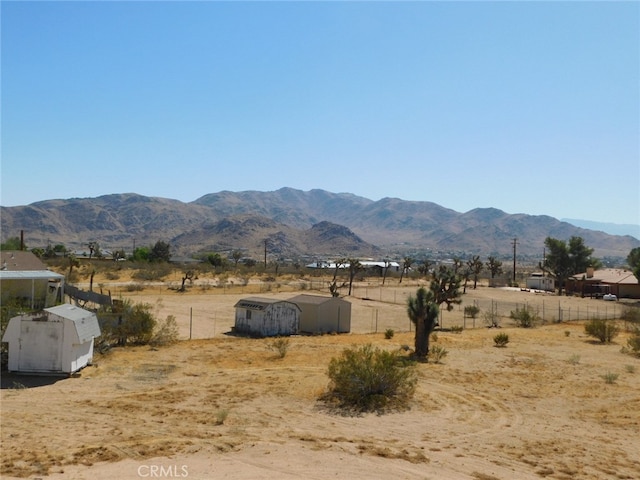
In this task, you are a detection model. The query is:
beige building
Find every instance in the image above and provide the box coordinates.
[289,294,351,334]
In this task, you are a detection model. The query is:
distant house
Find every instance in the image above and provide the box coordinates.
[289,294,351,334]
[526,273,555,292]
[2,304,101,375]
[233,297,300,337]
[0,251,64,309]
[566,268,640,299]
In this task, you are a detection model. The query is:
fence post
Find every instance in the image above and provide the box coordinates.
[189,307,193,340]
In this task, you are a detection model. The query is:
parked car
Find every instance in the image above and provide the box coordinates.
[603,294,617,301]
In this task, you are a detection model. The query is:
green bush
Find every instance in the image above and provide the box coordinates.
[510,306,538,328]
[585,319,619,343]
[493,332,509,347]
[384,328,395,339]
[323,344,417,413]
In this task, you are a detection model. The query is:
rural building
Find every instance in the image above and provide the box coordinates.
[526,273,555,292]
[2,304,101,375]
[566,268,640,299]
[289,294,351,334]
[0,251,65,309]
[233,297,300,337]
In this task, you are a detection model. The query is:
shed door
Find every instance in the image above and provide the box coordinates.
[18,322,63,372]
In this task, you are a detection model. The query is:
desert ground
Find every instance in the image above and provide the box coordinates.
[1,275,639,480]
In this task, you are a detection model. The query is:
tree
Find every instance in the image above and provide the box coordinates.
[347,258,363,296]
[231,250,243,269]
[417,259,433,278]
[467,255,484,289]
[399,256,413,284]
[407,266,463,361]
[407,287,439,359]
[382,258,392,286]
[149,241,171,262]
[431,265,463,310]
[0,237,23,250]
[329,258,347,297]
[541,236,599,295]
[486,256,503,279]
[207,253,224,267]
[628,247,640,281]
[130,246,151,262]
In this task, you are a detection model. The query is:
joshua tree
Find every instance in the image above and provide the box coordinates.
[486,256,503,279]
[399,256,413,284]
[467,255,484,289]
[407,265,463,360]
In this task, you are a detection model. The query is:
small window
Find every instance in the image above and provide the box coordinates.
[246,309,252,320]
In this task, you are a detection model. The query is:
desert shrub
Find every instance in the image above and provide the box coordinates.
[483,311,500,328]
[624,364,636,374]
[384,328,395,339]
[601,372,619,384]
[125,283,144,292]
[323,344,417,413]
[620,306,640,331]
[493,332,509,347]
[449,325,463,334]
[132,263,172,281]
[464,305,480,319]
[625,328,640,357]
[215,409,229,425]
[510,306,538,328]
[97,300,156,347]
[268,337,290,358]
[429,344,448,363]
[567,354,581,365]
[585,319,619,343]
[565,330,571,337]
[150,315,179,346]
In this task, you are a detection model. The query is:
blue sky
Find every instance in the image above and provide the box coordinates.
[2,1,639,226]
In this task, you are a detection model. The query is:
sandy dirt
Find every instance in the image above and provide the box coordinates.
[2,279,639,480]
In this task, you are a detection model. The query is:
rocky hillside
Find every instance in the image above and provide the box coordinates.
[2,188,638,260]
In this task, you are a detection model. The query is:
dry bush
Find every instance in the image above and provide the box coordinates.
[585,319,619,343]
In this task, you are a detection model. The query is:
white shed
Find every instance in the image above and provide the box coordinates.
[526,273,555,292]
[289,294,351,334]
[233,297,300,337]
[2,304,101,375]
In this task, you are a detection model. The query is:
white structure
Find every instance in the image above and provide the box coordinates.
[233,297,300,337]
[2,304,101,375]
[526,273,555,292]
[0,251,64,309]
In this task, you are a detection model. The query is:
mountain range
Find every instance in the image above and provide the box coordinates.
[1,188,638,261]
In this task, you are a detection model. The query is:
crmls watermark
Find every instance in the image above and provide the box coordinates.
[137,464,189,478]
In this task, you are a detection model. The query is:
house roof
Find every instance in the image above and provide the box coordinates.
[44,304,101,342]
[0,251,46,271]
[571,268,639,285]
[234,297,300,311]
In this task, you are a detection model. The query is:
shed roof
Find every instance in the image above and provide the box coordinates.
[44,304,101,343]
[234,297,300,311]
[0,270,65,280]
[289,294,346,305]
[1,251,47,271]
[571,268,638,285]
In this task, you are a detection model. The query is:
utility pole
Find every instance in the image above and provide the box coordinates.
[264,239,268,269]
[512,238,518,283]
